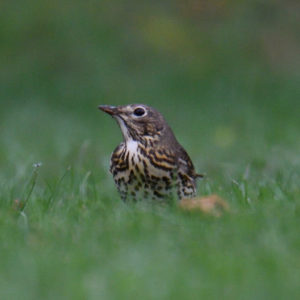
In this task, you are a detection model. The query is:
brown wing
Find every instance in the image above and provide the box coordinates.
[176,146,203,180]
[158,123,203,180]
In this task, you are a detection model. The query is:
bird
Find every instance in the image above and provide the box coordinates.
[98,104,203,202]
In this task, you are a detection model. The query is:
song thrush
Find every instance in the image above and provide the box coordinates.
[99,104,203,202]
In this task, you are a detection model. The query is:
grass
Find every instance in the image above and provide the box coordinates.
[0,92,299,299]
[1,1,300,299]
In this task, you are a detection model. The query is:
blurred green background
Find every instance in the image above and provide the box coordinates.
[0,1,299,299]
[0,0,299,171]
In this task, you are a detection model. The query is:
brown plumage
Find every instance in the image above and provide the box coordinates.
[99,104,203,201]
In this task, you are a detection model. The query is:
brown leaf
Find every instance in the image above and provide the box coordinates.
[179,194,230,217]
[12,199,24,211]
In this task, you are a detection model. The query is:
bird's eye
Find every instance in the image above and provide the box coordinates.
[133,107,145,117]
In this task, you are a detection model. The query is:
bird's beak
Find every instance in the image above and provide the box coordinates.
[98,105,119,116]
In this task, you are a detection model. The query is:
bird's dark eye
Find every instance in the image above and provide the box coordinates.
[133,107,145,117]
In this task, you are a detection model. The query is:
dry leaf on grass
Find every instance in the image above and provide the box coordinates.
[179,194,230,217]
[12,199,24,211]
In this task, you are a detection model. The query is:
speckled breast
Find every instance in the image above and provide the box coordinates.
[110,141,177,201]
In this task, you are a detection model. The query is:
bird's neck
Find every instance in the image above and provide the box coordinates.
[125,139,139,154]
[125,135,159,148]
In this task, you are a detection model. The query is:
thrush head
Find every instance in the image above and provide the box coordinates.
[98,104,169,143]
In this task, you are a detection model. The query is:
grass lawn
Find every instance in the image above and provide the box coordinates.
[1,78,299,299]
[0,1,299,299]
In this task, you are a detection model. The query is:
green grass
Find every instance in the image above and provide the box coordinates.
[1,92,299,299]
[1,1,300,299]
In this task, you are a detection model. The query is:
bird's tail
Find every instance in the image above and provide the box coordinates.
[195,173,205,179]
